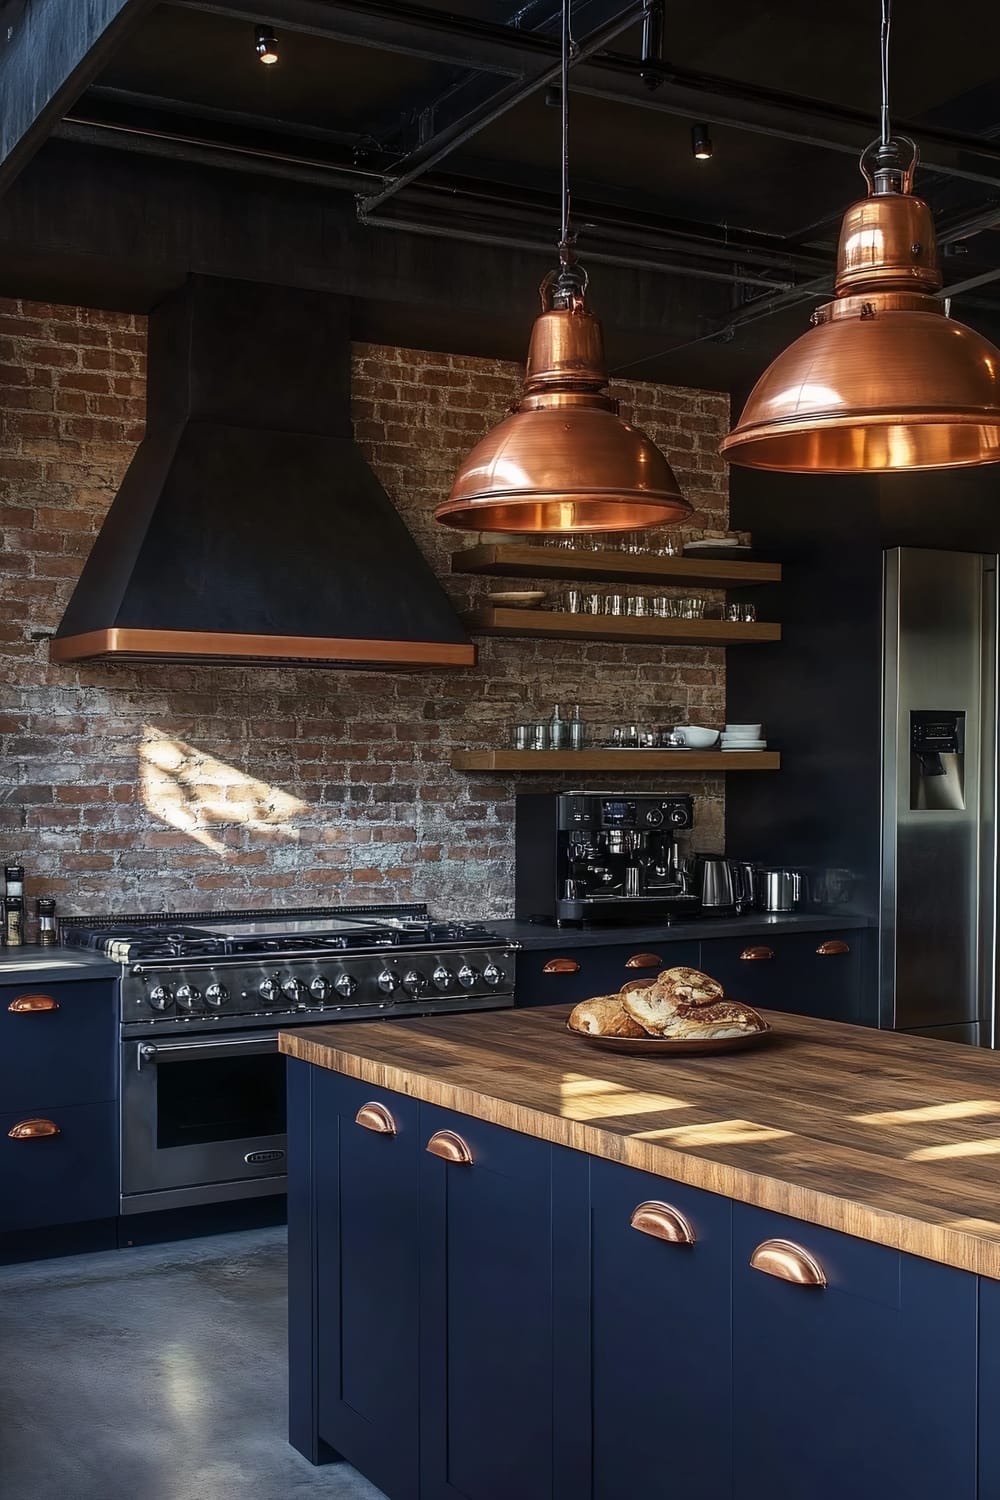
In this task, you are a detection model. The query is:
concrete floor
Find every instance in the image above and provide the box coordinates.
[0,1227,387,1500]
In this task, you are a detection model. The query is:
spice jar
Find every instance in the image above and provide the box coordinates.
[5,896,24,947]
[36,897,57,947]
[4,864,24,900]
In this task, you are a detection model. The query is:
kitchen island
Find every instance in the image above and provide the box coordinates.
[281,1007,1000,1500]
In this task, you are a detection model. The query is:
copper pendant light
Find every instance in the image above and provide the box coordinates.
[436,1,690,534]
[721,2,1000,474]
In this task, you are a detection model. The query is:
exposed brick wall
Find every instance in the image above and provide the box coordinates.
[0,299,729,924]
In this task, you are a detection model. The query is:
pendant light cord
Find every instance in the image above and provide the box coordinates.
[559,0,574,265]
[879,0,892,147]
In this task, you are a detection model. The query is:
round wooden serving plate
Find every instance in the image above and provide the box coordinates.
[565,1020,773,1056]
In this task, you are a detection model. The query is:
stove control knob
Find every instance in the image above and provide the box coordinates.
[457,964,479,990]
[402,968,427,996]
[377,968,400,995]
[258,977,280,1004]
[432,965,455,991]
[147,985,173,1012]
[669,806,690,826]
[175,985,202,1011]
[282,977,305,1003]
[310,976,330,1001]
[334,973,358,999]
[204,983,228,1009]
[483,962,504,987]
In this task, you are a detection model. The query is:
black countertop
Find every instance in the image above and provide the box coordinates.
[0,946,120,984]
[491,912,874,950]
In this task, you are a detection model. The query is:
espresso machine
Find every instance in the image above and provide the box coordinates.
[514,792,699,924]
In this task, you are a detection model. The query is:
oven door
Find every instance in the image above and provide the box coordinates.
[121,1031,287,1212]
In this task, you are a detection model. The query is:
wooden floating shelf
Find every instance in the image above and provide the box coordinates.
[462,607,781,647]
[453,542,781,588]
[451,750,781,772]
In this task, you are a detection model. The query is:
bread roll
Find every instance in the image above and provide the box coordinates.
[661,999,767,1039]
[621,984,681,1035]
[651,966,725,1007]
[569,994,648,1037]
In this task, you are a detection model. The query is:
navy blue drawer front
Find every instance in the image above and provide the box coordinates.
[516,940,700,1007]
[0,1101,118,1232]
[0,979,118,1111]
[590,1159,733,1500]
[732,1204,977,1500]
[699,929,864,1021]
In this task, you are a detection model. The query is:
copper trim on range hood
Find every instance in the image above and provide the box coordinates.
[50,629,475,667]
[50,276,474,670]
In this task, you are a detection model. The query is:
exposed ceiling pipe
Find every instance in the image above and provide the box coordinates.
[177,0,1000,187]
[358,0,648,216]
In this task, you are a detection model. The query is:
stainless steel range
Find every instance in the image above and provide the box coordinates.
[62,904,516,1215]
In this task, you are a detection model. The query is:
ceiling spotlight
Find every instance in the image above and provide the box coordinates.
[691,124,713,162]
[255,25,278,65]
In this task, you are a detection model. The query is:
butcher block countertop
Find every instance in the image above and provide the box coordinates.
[280,1005,1000,1280]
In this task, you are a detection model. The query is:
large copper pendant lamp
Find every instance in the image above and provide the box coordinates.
[436,1,690,533]
[721,2,1000,474]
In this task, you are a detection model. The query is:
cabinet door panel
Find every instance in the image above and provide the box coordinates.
[517,941,700,1007]
[0,1101,116,1231]
[0,980,117,1110]
[733,1205,976,1500]
[700,930,864,1021]
[591,1159,732,1500]
[420,1105,554,1500]
[314,1071,420,1500]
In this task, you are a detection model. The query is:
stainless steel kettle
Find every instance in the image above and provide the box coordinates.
[756,868,803,913]
[697,858,756,912]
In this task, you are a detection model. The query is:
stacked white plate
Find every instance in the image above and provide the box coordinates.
[721,723,766,751]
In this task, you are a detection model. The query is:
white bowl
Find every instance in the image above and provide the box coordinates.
[672,725,720,749]
[724,723,763,737]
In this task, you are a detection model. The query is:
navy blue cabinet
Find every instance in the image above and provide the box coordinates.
[308,1068,421,1500]
[700,931,866,1022]
[516,940,700,1007]
[419,1104,555,1500]
[590,1159,732,1500]
[0,979,117,1112]
[0,976,119,1237]
[732,1205,977,1500]
[0,1101,117,1231]
[979,1277,1000,1497]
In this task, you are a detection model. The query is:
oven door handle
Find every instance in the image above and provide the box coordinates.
[136,1034,281,1068]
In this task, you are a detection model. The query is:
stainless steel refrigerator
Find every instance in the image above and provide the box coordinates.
[881,547,998,1045]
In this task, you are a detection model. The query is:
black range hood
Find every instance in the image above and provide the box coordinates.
[51,276,475,668]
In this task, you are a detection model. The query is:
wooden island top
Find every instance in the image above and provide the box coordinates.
[280,1005,1000,1279]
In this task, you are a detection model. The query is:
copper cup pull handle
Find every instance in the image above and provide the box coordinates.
[625,953,663,970]
[740,945,774,961]
[750,1238,826,1288]
[542,957,580,974]
[8,993,60,1013]
[8,1118,61,1140]
[816,940,850,956]
[426,1129,473,1165]
[630,1200,695,1246]
[355,1103,397,1136]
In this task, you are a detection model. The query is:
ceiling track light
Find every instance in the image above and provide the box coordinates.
[435,0,690,536]
[255,25,278,65]
[691,124,713,161]
[720,0,1000,473]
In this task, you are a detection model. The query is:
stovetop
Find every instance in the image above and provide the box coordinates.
[62,905,517,1031]
[61,904,502,963]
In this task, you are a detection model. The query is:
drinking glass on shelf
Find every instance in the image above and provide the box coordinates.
[512,723,532,750]
[678,596,707,619]
[625,597,648,617]
[582,592,602,614]
[724,601,758,622]
[564,589,583,614]
[604,594,626,615]
[530,722,549,751]
[657,536,681,557]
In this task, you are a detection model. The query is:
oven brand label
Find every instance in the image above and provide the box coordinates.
[245,1150,286,1164]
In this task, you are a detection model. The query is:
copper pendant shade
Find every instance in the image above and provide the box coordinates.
[721,142,1000,473]
[436,282,691,533]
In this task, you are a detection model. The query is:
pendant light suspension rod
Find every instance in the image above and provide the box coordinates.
[559,0,572,257]
[358,0,647,216]
[879,0,891,148]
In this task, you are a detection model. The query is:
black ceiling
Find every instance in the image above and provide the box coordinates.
[3,0,1000,390]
